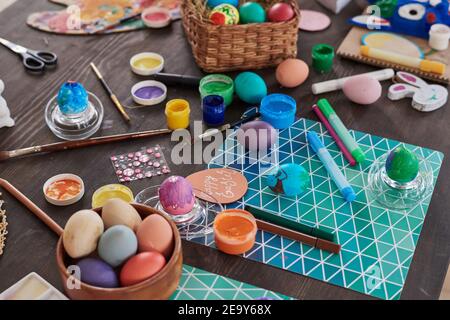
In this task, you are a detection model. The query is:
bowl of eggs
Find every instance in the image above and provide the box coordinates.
[55,199,182,300]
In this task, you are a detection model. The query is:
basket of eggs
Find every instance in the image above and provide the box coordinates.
[181,0,300,72]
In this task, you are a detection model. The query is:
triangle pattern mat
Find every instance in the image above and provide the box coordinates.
[185,118,444,300]
[171,265,291,300]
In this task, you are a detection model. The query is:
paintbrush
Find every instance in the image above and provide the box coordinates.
[90,62,131,122]
[0,128,171,161]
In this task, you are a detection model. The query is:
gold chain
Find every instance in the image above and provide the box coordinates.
[0,194,7,256]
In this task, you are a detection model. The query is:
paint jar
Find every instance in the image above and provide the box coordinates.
[429,24,450,51]
[260,94,296,129]
[202,95,226,127]
[312,44,335,73]
[165,99,190,130]
[199,74,234,107]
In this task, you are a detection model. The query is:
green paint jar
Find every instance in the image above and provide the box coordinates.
[312,44,335,74]
[199,74,234,107]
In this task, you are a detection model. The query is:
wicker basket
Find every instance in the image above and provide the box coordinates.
[181,0,300,73]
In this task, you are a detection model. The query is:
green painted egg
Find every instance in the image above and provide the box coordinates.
[239,2,266,24]
[234,72,267,104]
[385,146,419,183]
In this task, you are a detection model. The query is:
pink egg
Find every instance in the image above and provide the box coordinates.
[158,176,195,215]
[268,3,295,22]
[136,214,174,258]
[342,75,382,105]
[120,252,166,287]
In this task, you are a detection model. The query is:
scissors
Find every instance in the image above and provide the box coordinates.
[0,37,57,72]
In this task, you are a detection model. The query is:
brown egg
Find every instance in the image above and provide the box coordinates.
[276,59,309,88]
[101,198,142,232]
[136,214,174,258]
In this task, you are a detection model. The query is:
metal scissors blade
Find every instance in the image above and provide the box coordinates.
[0,37,27,54]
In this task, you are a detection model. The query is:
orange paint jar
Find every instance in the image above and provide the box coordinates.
[213,209,257,255]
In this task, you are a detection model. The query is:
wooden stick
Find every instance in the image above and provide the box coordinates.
[90,62,131,122]
[0,128,172,161]
[255,219,341,254]
[0,179,63,236]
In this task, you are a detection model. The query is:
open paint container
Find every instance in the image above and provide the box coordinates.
[199,74,234,107]
[131,80,167,106]
[43,173,84,206]
[142,6,172,29]
[91,184,134,208]
[260,94,296,129]
[130,52,164,76]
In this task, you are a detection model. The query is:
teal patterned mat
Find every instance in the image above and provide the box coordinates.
[187,118,443,300]
[171,265,291,300]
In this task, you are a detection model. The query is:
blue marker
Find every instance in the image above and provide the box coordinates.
[307,131,356,202]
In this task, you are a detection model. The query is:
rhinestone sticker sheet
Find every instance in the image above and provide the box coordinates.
[110,145,171,182]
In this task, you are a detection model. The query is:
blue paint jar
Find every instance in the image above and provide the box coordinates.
[260,94,296,129]
[202,95,226,126]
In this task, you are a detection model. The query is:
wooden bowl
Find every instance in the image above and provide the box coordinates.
[56,203,183,300]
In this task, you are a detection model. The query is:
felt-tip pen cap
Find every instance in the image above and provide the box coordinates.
[306,131,324,153]
[317,98,335,117]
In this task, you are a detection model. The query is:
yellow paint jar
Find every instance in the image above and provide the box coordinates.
[130,52,164,76]
[165,99,190,130]
[91,184,134,208]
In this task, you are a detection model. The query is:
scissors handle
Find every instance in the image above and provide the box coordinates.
[21,53,45,72]
[31,50,58,65]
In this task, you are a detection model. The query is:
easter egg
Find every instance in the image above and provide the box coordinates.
[236,120,278,152]
[207,0,239,8]
[77,258,119,288]
[137,214,174,258]
[63,210,104,259]
[239,2,266,24]
[266,163,310,197]
[57,81,88,115]
[342,75,382,105]
[268,3,295,22]
[385,146,419,184]
[101,198,142,232]
[120,252,166,287]
[210,4,240,25]
[276,58,309,88]
[234,72,267,104]
[98,225,138,267]
[159,176,195,215]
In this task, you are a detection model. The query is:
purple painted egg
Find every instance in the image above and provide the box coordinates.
[76,258,119,288]
[158,176,195,215]
[236,120,278,152]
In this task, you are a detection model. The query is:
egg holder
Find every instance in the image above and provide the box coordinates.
[366,152,434,210]
[135,185,223,240]
[0,178,182,300]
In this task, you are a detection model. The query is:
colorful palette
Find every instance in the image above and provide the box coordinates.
[171,265,291,300]
[185,118,443,300]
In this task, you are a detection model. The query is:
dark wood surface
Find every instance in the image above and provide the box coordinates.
[0,0,448,300]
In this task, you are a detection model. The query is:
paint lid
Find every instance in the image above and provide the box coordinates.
[130,52,164,76]
[142,6,172,29]
[92,184,134,208]
[131,80,167,106]
[43,173,85,206]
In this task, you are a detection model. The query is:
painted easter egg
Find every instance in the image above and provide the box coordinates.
[57,81,88,115]
[239,2,266,24]
[77,258,119,288]
[120,252,166,287]
[101,198,142,232]
[236,120,278,152]
[63,210,104,259]
[385,146,419,184]
[343,75,382,105]
[136,214,174,258]
[234,72,267,104]
[265,163,310,197]
[207,0,239,8]
[98,225,138,267]
[158,176,195,215]
[210,4,240,25]
[268,3,295,22]
[276,58,309,88]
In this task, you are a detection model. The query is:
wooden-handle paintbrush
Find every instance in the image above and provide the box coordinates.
[0,128,171,161]
[90,62,131,122]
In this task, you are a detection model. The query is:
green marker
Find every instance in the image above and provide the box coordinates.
[317,99,365,163]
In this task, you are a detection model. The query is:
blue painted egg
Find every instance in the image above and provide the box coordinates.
[207,0,239,8]
[77,258,119,288]
[57,81,89,115]
[98,225,138,267]
[234,72,267,104]
[239,2,266,24]
[266,163,310,197]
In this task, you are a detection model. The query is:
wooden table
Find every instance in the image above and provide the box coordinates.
[0,0,448,300]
